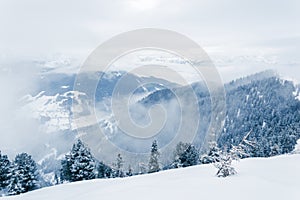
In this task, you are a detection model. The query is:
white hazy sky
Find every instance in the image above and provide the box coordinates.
[0,0,299,82]
[0,0,299,158]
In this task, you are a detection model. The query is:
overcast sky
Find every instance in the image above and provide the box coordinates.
[0,0,299,158]
[0,0,299,82]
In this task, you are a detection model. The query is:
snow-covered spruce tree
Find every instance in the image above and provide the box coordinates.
[172,142,190,168]
[138,162,147,174]
[114,153,124,178]
[7,153,40,195]
[60,139,96,182]
[60,157,71,182]
[148,140,160,173]
[0,151,11,192]
[215,130,255,177]
[230,130,256,161]
[200,141,221,164]
[178,144,199,168]
[214,151,236,178]
[54,172,59,185]
[97,161,113,179]
[126,165,133,177]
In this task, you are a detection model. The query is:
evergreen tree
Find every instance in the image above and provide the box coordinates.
[200,141,221,164]
[179,144,199,167]
[7,153,40,195]
[0,151,11,190]
[215,131,255,177]
[60,157,72,182]
[60,139,96,182]
[54,173,59,185]
[114,154,124,178]
[172,142,190,168]
[97,161,113,178]
[214,151,236,178]
[126,165,133,177]
[148,140,160,173]
[230,130,256,160]
[138,163,147,174]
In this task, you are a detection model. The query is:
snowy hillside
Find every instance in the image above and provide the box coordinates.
[3,70,298,186]
[3,154,299,200]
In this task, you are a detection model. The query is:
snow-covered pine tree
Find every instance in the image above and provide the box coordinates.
[60,139,96,182]
[200,141,221,164]
[54,172,59,185]
[97,161,113,179]
[172,142,190,168]
[138,163,147,174]
[214,151,236,178]
[270,144,280,156]
[0,151,11,191]
[7,153,40,195]
[230,130,256,160]
[126,165,133,177]
[178,144,199,167]
[113,154,124,178]
[215,130,255,177]
[148,140,160,173]
[60,157,72,182]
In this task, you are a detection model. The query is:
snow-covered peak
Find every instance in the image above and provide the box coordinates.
[20,90,87,133]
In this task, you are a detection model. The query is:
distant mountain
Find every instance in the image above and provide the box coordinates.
[219,75,300,157]
[15,70,300,185]
[19,70,179,184]
[22,71,178,133]
[141,70,300,157]
[225,70,278,91]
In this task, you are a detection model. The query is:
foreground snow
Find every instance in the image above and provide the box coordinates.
[3,154,300,200]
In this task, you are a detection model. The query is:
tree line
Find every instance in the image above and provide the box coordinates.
[0,139,208,196]
[0,131,261,197]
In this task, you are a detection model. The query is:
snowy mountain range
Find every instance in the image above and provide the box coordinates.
[11,69,300,185]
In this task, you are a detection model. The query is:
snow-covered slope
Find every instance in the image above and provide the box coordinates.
[3,154,300,200]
